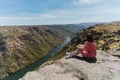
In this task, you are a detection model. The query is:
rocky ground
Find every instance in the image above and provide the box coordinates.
[19,50,120,80]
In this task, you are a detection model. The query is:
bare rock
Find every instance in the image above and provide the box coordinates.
[19,50,120,80]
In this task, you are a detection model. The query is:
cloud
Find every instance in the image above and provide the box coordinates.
[0,16,33,21]
[0,14,56,22]
[0,14,57,25]
[73,0,106,4]
[41,14,56,18]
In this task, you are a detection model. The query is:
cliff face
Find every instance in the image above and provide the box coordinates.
[20,50,120,80]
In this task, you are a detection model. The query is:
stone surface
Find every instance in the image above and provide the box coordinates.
[19,50,120,80]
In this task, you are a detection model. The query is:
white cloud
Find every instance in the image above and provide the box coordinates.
[0,14,56,25]
[41,14,56,18]
[73,0,106,4]
[0,16,33,21]
[0,14,56,22]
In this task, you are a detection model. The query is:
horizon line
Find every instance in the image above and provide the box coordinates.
[0,21,116,26]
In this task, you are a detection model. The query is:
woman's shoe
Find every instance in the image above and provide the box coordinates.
[66,52,73,58]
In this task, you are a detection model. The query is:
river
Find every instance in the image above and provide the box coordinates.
[3,37,71,80]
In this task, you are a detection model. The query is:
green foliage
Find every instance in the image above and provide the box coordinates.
[96,45,100,50]
[104,46,110,51]
[94,35,100,40]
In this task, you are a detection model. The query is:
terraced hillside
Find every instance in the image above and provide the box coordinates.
[0,25,82,79]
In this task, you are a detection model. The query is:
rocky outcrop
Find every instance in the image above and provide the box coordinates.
[107,49,120,58]
[19,50,120,80]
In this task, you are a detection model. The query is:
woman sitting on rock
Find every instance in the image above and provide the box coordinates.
[66,33,96,58]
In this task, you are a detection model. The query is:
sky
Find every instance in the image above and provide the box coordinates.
[0,0,120,25]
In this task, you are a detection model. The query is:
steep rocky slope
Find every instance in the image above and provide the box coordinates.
[0,25,82,79]
[20,50,120,80]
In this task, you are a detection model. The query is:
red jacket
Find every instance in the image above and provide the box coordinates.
[82,41,96,58]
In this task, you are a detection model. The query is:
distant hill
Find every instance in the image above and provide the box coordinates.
[74,22,102,28]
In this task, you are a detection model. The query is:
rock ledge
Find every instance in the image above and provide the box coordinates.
[19,50,120,80]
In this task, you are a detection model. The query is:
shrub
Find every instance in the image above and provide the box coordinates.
[104,46,110,51]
